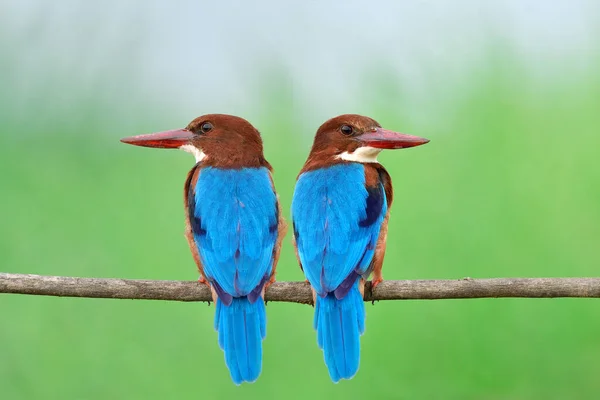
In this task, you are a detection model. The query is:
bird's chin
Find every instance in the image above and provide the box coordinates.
[337,146,382,163]
[180,145,206,163]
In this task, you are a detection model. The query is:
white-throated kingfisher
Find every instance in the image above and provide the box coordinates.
[121,114,286,384]
[291,114,429,382]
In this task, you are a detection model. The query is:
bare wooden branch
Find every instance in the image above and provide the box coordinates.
[2,273,600,304]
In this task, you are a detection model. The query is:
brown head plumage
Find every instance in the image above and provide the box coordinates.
[301,114,429,172]
[121,114,271,169]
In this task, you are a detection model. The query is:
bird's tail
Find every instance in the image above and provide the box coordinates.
[214,296,266,385]
[314,281,365,382]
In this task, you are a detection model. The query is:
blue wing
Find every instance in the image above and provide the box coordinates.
[189,167,278,303]
[291,163,387,297]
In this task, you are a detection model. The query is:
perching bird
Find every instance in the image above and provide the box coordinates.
[291,114,429,382]
[121,114,286,384]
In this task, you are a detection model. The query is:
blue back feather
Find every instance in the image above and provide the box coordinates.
[192,167,277,297]
[190,166,277,385]
[291,163,387,296]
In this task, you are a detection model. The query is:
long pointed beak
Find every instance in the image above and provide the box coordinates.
[120,129,194,149]
[358,128,430,149]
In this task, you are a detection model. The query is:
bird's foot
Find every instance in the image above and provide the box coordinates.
[369,276,383,305]
[197,276,211,304]
[371,276,383,291]
[265,275,276,289]
[197,276,210,286]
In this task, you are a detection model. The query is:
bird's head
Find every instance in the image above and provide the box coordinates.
[305,114,429,167]
[121,114,269,168]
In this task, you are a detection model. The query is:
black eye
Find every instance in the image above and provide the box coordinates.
[200,122,213,133]
[340,125,353,135]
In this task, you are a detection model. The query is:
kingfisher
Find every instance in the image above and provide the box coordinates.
[121,114,286,384]
[291,114,429,382]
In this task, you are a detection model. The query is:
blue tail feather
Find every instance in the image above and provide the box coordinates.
[214,297,266,385]
[314,282,365,382]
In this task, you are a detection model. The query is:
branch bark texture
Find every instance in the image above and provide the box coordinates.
[2,273,600,304]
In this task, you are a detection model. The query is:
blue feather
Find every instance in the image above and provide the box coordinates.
[192,167,277,296]
[291,164,387,295]
[190,166,277,384]
[360,186,385,227]
[292,163,387,382]
[214,298,266,384]
[314,282,365,382]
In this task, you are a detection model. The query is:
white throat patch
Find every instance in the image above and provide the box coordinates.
[336,146,382,163]
[180,144,206,163]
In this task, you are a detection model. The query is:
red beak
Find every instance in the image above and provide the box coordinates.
[358,128,429,149]
[120,129,194,149]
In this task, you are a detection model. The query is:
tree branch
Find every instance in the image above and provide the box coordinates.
[2,273,600,304]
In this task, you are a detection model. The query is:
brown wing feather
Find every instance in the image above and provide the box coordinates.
[374,164,393,209]
[369,212,389,284]
[366,164,393,284]
[266,174,287,287]
[268,201,287,285]
[183,164,209,285]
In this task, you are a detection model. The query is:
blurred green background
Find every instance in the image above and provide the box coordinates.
[2,1,600,399]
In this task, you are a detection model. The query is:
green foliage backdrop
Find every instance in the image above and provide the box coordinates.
[1,20,600,400]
